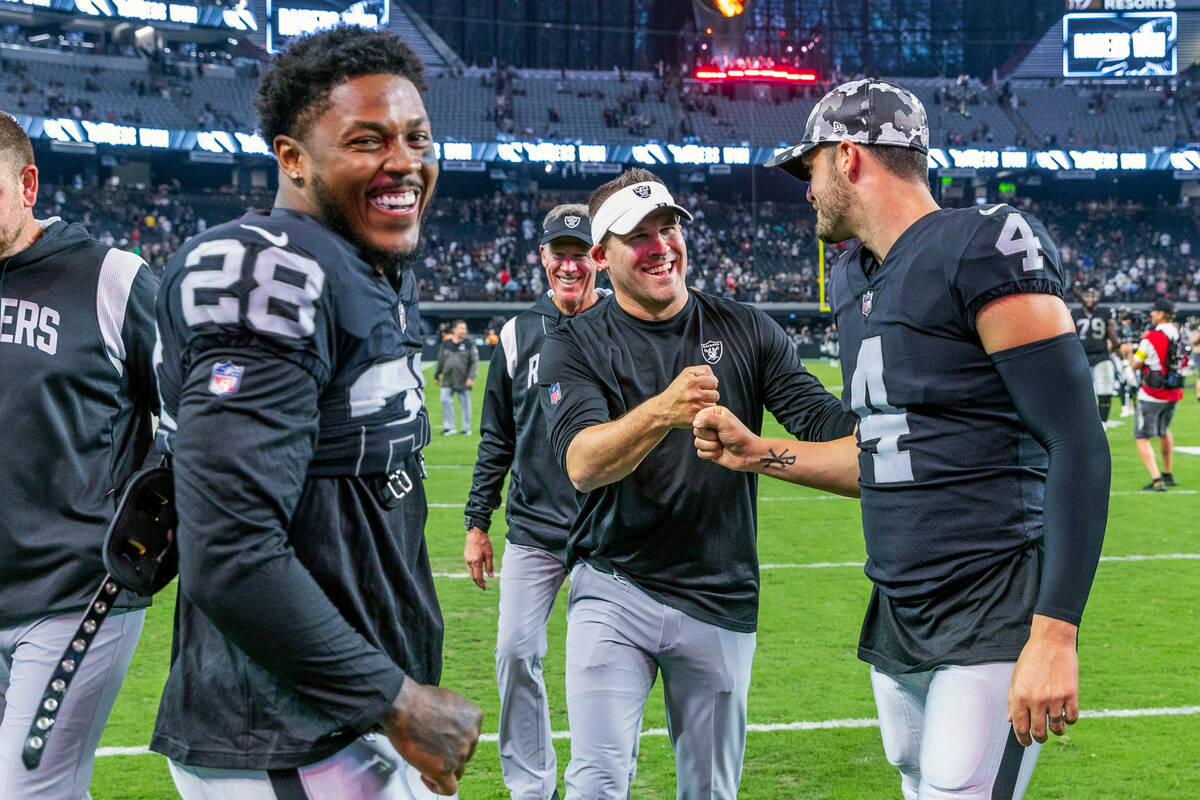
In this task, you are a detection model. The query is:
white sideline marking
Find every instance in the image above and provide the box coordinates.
[431,553,1200,579]
[1174,446,1200,456]
[95,705,1200,756]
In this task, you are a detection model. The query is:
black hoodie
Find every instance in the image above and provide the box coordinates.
[0,217,159,626]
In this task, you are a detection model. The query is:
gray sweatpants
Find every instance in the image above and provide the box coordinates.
[0,607,145,800]
[563,562,756,800]
[496,542,568,800]
[168,732,457,800]
[440,387,471,433]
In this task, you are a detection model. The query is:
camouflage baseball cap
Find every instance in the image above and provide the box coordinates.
[765,79,930,181]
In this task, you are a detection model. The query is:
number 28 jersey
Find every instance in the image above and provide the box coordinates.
[829,205,1065,604]
[156,208,429,473]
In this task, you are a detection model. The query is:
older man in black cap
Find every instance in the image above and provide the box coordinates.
[695,79,1110,799]
[463,203,607,800]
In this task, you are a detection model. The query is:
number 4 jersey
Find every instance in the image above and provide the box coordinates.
[829,204,1066,672]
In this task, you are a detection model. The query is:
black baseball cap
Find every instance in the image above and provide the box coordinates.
[540,212,592,246]
[1151,298,1176,315]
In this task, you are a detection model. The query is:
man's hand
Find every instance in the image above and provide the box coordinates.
[693,406,759,470]
[657,365,719,429]
[463,527,494,590]
[466,378,474,389]
[382,676,483,795]
[1007,615,1080,746]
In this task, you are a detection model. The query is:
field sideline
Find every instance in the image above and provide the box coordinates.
[91,360,1200,799]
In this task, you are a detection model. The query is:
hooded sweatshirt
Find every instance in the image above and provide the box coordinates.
[0,217,159,626]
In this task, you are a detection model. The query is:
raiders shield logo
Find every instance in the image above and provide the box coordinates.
[861,290,874,318]
[633,185,652,199]
[701,340,723,365]
[564,215,581,229]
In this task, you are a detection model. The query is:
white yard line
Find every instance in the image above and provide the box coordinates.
[430,553,1200,579]
[95,704,1200,756]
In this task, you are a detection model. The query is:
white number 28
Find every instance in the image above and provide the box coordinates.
[180,238,325,339]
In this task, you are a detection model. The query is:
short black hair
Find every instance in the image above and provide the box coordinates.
[255,26,427,145]
[0,112,33,176]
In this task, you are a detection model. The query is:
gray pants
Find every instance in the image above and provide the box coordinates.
[168,732,455,800]
[440,386,471,433]
[563,562,756,800]
[496,542,568,800]
[0,607,145,800]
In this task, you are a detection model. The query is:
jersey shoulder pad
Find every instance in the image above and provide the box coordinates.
[951,205,1064,308]
[160,216,335,375]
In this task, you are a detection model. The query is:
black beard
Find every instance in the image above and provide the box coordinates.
[310,173,422,290]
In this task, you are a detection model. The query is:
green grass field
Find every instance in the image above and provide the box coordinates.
[91,361,1200,799]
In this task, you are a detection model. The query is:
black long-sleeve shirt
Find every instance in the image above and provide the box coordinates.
[540,290,855,632]
[151,209,440,769]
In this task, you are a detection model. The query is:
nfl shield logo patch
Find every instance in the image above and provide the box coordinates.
[549,383,561,405]
[861,290,874,318]
[208,361,244,396]
[701,340,723,365]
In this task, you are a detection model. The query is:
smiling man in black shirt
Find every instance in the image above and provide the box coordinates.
[538,168,855,799]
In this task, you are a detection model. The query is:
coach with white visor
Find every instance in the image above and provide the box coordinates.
[537,167,857,799]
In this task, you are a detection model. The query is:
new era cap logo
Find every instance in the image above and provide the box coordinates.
[633,185,652,199]
[564,215,581,229]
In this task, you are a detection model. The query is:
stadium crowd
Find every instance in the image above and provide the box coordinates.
[32,177,1200,306]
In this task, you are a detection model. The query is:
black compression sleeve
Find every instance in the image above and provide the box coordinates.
[990,332,1110,626]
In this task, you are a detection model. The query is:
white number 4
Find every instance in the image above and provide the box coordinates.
[849,336,914,484]
[993,212,1044,272]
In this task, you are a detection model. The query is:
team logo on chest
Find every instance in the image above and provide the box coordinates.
[861,290,874,319]
[397,301,407,333]
[209,361,244,396]
[701,340,723,365]
[564,215,581,229]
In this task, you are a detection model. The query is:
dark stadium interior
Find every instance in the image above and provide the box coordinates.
[5,0,1200,339]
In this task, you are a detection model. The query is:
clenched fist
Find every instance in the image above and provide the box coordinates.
[383,676,483,795]
[657,365,719,429]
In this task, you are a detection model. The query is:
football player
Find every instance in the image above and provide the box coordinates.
[696,79,1109,800]
[152,27,481,799]
[1072,288,1121,427]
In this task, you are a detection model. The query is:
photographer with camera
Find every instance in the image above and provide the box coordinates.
[1132,298,1188,491]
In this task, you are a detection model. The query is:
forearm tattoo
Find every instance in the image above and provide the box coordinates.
[759,448,796,469]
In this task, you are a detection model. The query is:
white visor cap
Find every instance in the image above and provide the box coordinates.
[590,181,694,244]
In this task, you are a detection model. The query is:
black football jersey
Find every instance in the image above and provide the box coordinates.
[156,208,428,472]
[152,208,440,769]
[830,204,1068,671]
[1072,306,1111,365]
